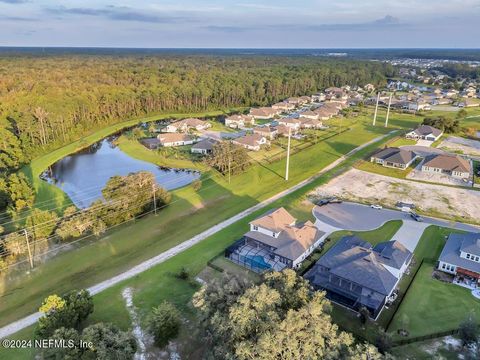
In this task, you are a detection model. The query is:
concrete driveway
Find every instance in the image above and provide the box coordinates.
[390,221,430,252]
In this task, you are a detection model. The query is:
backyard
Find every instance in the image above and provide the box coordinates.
[387,226,479,340]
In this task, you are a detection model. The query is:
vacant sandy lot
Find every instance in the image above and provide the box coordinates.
[406,160,473,187]
[313,168,480,223]
[438,136,480,157]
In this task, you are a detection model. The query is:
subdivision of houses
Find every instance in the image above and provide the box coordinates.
[370,147,418,170]
[157,133,196,147]
[232,133,269,151]
[421,154,472,179]
[437,232,480,289]
[190,138,217,155]
[249,107,280,119]
[225,207,325,272]
[305,235,412,318]
[405,125,443,141]
[164,118,211,133]
[224,114,255,128]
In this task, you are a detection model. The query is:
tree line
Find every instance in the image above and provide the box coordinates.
[0,172,171,271]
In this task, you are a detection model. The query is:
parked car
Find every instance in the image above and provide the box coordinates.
[410,212,423,222]
[370,204,382,210]
[316,198,331,206]
[329,197,342,204]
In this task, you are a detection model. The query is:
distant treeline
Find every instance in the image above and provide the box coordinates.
[433,63,480,79]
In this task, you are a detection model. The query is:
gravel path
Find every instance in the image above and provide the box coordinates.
[0,131,396,339]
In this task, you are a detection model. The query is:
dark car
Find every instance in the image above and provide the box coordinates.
[410,212,423,222]
[316,198,331,206]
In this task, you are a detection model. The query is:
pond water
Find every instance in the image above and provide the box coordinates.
[42,138,200,208]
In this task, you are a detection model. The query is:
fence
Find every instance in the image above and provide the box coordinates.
[393,328,459,347]
[382,257,426,330]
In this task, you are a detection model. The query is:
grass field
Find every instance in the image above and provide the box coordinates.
[387,137,417,147]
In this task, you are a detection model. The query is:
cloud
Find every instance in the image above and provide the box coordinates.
[203,25,252,33]
[0,15,37,21]
[45,5,186,23]
[0,0,29,3]
[267,15,405,32]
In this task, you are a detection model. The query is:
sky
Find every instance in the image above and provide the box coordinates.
[1,0,479,48]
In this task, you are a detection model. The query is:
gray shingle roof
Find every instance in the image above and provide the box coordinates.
[311,235,411,295]
[413,125,442,137]
[439,233,480,273]
[372,147,417,165]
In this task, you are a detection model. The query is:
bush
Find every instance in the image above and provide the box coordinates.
[192,179,202,192]
[147,301,181,348]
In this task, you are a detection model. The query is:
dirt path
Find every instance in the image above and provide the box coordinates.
[0,131,396,339]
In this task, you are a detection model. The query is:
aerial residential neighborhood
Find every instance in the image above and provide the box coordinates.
[1,2,480,359]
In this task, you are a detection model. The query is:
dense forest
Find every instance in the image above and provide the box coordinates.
[0,55,394,218]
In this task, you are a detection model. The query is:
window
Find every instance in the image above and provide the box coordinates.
[467,254,471,259]
[442,263,446,269]
[253,225,258,231]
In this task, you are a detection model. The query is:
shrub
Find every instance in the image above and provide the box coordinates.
[147,301,181,348]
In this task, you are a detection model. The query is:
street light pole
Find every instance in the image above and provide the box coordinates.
[373,92,380,126]
[285,127,291,181]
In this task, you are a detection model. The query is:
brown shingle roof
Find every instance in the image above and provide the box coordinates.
[250,207,296,232]
[157,133,193,143]
[423,154,471,173]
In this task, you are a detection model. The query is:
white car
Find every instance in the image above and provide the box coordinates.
[370,204,383,210]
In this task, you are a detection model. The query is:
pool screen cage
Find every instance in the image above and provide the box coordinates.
[225,239,287,273]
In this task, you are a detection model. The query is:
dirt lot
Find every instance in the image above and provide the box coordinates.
[313,168,480,223]
[438,136,480,156]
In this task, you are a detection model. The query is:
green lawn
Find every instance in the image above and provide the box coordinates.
[354,159,418,179]
[387,137,417,148]
[387,226,478,340]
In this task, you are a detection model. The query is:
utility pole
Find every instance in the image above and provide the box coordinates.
[24,229,33,269]
[228,157,231,184]
[152,183,157,215]
[285,127,291,181]
[385,93,393,128]
[373,92,380,126]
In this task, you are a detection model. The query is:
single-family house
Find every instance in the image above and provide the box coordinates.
[300,110,320,120]
[253,126,278,140]
[311,93,326,102]
[405,125,443,141]
[164,118,211,133]
[225,114,255,129]
[249,107,280,119]
[191,138,217,155]
[421,154,472,179]
[273,124,291,137]
[140,138,161,149]
[370,147,417,170]
[226,207,325,272]
[408,100,431,111]
[278,118,302,131]
[305,235,412,318]
[232,133,269,151]
[437,232,480,289]
[272,102,295,111]
[299,118,323,129]
[364,84,375,92]
[157,133,196,147]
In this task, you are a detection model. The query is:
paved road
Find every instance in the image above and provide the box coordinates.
[0,132,397,339]
[313,202,479,233]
